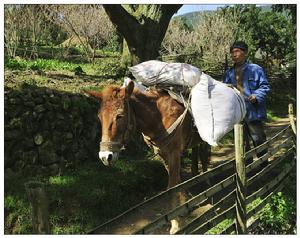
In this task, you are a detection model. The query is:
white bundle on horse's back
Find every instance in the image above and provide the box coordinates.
[122,77,147,92]
[129,60,201,87]
[191,73,246,146]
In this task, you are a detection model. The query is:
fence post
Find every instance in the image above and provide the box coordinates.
[288,103,296,135]
[25,181,50,234]
[234,124,247,234]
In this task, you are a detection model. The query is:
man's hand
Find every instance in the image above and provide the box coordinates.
[248,94,257,103]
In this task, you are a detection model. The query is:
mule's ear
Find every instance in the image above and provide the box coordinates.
[125,80,134,98]
[84,90,102,101]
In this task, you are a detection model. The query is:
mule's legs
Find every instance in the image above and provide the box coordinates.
[167,152,181,188]
[198,142,214,205]
[164,152,187,234]
[191,146,199,176]
[199,142,211,172]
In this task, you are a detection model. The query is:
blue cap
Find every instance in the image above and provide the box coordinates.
[230,41,248,52]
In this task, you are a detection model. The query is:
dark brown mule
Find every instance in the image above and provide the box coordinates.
[86,81,209,233]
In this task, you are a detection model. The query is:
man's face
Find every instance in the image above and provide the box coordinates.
[231,48,247,65]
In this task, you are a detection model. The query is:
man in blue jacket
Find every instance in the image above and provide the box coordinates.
[223,41,271,160]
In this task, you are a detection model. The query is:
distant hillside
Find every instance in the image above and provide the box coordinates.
[173,11,209,29]
[173,4,273,29]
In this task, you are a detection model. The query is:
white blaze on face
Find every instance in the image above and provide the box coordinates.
[99,151,119,166]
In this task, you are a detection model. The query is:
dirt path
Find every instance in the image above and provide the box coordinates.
[208,117,290,169]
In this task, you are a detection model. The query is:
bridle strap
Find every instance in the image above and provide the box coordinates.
[100,141,122,152]
[100,99,136,152]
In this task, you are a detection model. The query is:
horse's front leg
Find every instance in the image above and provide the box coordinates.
[164,152,187,234]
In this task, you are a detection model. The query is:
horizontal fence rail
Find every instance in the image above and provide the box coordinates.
[176,189,236,234]
[191,205,236,234]
[134,174,236,234]
[247,145,295,188]
[246,135,294,174]
[245,125,291,160]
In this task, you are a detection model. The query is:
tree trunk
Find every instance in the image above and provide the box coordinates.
[121,38,132,68]
[103,4,182,65]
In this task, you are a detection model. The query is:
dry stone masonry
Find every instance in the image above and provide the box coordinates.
[4,83,100,175]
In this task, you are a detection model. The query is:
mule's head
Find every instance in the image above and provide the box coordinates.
[85,81,135,166]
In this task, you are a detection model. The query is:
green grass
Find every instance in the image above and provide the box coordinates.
[206,218,234,234]
[266,111,281,122]
[5,159,167,234]
[4,57,123,79]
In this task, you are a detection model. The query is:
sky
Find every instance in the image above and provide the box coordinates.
[174,4,228,16]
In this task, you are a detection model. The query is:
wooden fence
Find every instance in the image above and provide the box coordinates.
[87,104,296,234]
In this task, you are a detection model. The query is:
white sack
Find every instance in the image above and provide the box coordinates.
[191,73,246,146]
[122,77,147,92]
[129,60,201,87]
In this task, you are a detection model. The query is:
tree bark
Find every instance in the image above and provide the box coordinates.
[103,4,182,65]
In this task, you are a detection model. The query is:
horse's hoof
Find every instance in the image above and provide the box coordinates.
[170,219,179,234]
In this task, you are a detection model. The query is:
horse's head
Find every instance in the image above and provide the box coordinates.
[85,81,135,166]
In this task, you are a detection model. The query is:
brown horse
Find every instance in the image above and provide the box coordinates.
[86,80,209,233]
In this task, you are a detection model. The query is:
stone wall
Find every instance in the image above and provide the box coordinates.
[4,83,100,175]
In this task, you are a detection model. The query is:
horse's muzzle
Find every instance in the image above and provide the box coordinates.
[99,151,119,166]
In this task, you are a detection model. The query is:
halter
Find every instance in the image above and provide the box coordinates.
[99,99,136,153]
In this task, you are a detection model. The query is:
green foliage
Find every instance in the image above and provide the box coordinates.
[5,160,166,234]
[102,33,122,52]
[5,57,28,70]
[266,112,281,122]
[257,191,296,234]
[206,218,234,234]
[4,56,123,80]
[258,162,296,234]
[267,88,296,117]
[5,57,76,71]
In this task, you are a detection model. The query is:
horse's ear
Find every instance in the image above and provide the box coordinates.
[125,80,134,98]
[84,90,102,101]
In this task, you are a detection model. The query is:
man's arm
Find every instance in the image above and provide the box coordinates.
[251,68,271,104]
[223,69,232,84]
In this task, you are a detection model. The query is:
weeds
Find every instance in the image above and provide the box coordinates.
[4,57,123,79]
[5,160,166,234]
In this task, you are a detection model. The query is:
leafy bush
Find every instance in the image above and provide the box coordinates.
[256,191,296,234]
[5,57,28,70]
[251,161,296,234]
